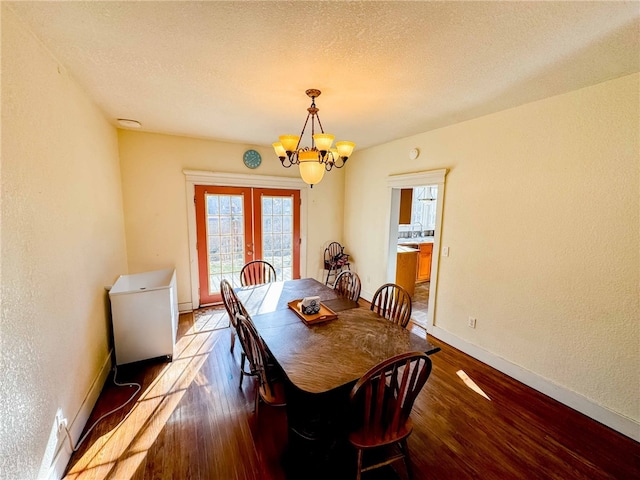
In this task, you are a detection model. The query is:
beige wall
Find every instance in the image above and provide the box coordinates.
[2,7,637,479]
[117,131,344,307]
[1,7,128,479]
[344,74,640,426]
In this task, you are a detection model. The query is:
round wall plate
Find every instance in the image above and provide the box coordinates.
[243,149,262,169]
[409,148,420,160]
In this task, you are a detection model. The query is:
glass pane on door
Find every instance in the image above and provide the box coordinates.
[206,193,246,288]
[253,188,300,282]
[195,185,252,305]
[260,195,293,280]
[196,185,300,306]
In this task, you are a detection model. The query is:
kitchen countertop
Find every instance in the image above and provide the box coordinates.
[397,245,419,253]
[397,236,434,245]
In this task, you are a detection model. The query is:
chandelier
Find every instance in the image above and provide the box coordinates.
[272,89,355,187]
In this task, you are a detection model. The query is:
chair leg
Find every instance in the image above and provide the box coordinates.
[239,352,246,389]
[327,265,340,285]
[400,439,413,480]
[356,448,363,480]
[254,386,260,416]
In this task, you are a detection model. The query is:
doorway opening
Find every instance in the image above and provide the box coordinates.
[386,169,448,332]
[397,186,437,326]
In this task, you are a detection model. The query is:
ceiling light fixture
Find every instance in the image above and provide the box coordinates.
[272,89,355,188]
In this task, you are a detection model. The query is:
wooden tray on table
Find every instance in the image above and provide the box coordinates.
[287,300,338,325]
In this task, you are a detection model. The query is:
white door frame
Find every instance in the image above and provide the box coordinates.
[184,170,307,309]
[386,169,448,332]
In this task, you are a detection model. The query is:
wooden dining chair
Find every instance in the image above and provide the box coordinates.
[219,280,257,388]
[333,270,362,303]
[235,313,286,416]
[219,279,247,354]
[370,283,413,328]
[348,351,432,480]
[240,260,277,286]
[324,241,350,285]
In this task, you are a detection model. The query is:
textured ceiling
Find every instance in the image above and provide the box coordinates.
[7,1,640,150]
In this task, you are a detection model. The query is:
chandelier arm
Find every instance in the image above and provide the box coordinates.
[280,156,296,168]
[326,151,337,169]
[310,115,315,148]
[297,112,313,151]
[308,95,320,150]
[314,112,328,163]
[315,113,326,135]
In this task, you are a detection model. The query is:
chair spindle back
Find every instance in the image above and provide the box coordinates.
[370,283,412,327]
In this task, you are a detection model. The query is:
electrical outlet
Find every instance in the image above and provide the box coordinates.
[468,317,477,329]
[55,409,68,435]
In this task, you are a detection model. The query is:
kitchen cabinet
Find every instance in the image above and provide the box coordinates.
[399,188,413,224]
[417,243,433,282]
[396,245,418,296]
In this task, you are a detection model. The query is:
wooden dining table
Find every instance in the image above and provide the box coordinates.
[236,278,440,472]
[236,277,439,394]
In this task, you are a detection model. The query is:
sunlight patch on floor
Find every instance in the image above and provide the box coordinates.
[456,370,491,400]
[64,326,218,480]
[193,306,229,332]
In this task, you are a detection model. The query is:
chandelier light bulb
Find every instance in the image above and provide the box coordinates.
[272,142,286,158]
[279,135,299,153]
[298,150,326,186]
[335,141,356,159]
[313,133,335,152]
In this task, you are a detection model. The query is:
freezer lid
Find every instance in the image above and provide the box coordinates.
[109,268,176,295]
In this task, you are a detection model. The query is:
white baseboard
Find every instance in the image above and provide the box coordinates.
[360,289,374,303]
[46,350,114,480]
[178,302,193,313]
[430,326,640,442]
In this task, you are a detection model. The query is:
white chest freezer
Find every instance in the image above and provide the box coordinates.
[109,268,178,365]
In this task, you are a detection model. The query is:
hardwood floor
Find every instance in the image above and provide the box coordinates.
[411,281,429,327]
[63,310,639,480]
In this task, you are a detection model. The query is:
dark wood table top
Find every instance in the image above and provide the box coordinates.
[236,277,357,315]
[237,279,440,393]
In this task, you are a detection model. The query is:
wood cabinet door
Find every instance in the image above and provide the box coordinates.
[417,243,433,282]
[399,188,413,224]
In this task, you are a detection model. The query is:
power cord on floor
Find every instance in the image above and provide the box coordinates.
[62,365,141,452]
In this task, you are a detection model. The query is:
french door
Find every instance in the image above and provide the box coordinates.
[195,185,300,306]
